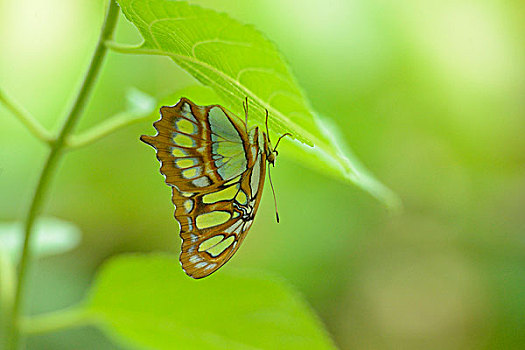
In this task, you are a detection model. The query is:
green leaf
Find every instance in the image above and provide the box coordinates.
[157,85,227,107]
[113,0,400,209]
[85,254,337,350]
[0,217,81,262]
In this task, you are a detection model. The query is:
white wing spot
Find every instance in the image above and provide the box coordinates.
[195,262,208,269]
[224,220,243,234]
[189,255,202,264]
[185,216,193,231]
[183,199,193,213]
[205,263,217,270]
[192,176,211,187]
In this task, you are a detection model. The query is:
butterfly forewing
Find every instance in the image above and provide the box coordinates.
[141,98,269,278]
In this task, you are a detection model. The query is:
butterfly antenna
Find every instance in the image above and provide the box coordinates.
[267,165,280,223]
[273,133,292,152]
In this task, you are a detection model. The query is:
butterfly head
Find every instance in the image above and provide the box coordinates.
[267,146,277,165]
[264,109,291,167]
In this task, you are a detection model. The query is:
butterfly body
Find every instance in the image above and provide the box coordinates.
[141,98,277,278]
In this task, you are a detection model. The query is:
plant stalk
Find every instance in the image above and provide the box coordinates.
[7,2,120,349]
[66,110,152,149]
[0,89,53,144]
[20,308,93,336]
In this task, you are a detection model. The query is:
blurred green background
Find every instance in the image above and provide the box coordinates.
[1,0,525,349]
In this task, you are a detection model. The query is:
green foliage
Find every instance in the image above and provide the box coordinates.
[1,1,341,348]
[0,246,16,349]
[116,0,316,145]
[2,0,525,348]
[0,217,81,262]
[114,0,399,209]
[85,254,337,350]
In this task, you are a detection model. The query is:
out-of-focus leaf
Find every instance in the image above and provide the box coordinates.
[0,217,81,262]
[115,0,399,209]
[85,254,337,350]
[125,87,156,115]
[0,242,16,346]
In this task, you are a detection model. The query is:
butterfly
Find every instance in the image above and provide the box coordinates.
[141,98,290,278]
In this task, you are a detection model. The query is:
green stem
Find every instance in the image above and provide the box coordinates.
[66,110,152,149]
[20,308,93,336]
[0,89,53,144]
[7,2,120,349]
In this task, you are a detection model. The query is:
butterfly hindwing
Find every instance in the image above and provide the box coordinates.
[141,98,269,278]
[179,151,267,278]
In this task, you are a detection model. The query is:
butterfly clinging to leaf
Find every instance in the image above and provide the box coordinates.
[141,98,290,278]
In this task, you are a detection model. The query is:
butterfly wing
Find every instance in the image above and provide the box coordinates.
[141,98,268,278]
[179,148,267,279]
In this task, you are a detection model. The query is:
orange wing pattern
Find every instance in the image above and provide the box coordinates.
[141,98,269,278]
